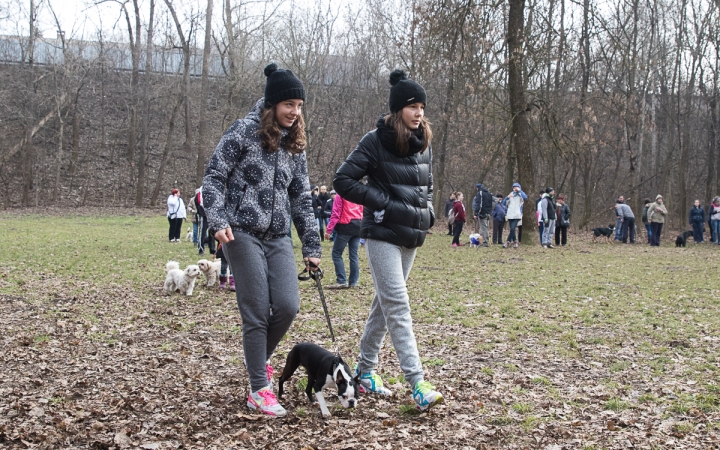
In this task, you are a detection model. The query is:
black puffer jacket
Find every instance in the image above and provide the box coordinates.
[334,117,434,248]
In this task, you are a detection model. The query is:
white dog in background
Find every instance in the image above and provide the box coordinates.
[469,233,483,248]
[197,259,222,287]
[185,227,193,241]
[164,261,201,296]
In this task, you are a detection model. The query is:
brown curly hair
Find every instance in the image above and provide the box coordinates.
[384,110,432,156]
[258,106,307,154]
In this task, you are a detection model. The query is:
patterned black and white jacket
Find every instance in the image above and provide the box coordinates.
[202,98,321,259]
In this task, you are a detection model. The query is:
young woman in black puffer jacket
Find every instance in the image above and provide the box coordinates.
[334,69,443,412]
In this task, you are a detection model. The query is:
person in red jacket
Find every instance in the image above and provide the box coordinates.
[451,192,466,247]
[325,192,363,288]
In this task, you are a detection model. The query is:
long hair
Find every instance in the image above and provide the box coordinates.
[383,111,433,155]
[258,105,307,154]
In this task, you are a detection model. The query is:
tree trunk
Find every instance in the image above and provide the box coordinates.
[196,0,214,187]
[151,97,183,207]
[507,0,535,240]
[136,0,155,206]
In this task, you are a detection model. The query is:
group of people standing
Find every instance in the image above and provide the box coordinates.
[444,183,573,249]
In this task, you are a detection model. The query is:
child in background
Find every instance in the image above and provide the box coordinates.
[217,242,235,291]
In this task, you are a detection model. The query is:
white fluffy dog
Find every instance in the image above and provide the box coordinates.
[197,259,222,287]
[185,227,193,241]
[469,233,483,248]
[164,261,201,296]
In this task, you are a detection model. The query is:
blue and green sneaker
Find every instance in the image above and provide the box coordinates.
[412,381,444,411]
[355,367,393,396]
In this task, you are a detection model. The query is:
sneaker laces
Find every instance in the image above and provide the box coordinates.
[415,381,435,395]
[256,388,279,406]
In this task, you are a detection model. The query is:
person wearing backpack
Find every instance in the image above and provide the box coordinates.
[444,192,456,235]
[472,183,493,247]
[491,193,506,245]
[502,182,527,248]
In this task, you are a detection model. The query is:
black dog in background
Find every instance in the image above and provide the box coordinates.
[675,230,694,247]
[592,225,616,243]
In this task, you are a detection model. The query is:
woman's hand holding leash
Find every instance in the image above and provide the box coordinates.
[214,228,235,244]
[304,257,321,272]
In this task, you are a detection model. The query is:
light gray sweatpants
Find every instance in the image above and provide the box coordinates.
[542,219,556,245]
[223,231,300,392]
[358,239,424,389]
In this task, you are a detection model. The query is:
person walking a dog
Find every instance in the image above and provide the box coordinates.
[689,199,705,244]
[334,69,444,412]
[202,63,321,417]
[647,194,668,246]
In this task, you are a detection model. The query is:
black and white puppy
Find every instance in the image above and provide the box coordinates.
[278,342,359,417]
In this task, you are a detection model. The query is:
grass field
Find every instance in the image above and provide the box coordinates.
[1,209,719,449]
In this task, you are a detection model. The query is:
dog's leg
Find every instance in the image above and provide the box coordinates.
[278,349,301,399]
[305,375,317,404]
[315,391,331,417]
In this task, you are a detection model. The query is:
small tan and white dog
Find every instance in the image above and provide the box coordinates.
[185,227,193,241]
[164,261,201,296]
[197,259,222,287]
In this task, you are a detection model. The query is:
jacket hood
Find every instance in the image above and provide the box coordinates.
[246,98,265,124]
[656,194,663,200]
[476,183,483,189]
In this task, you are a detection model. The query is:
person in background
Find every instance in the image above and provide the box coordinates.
[325,193,363,289]
[641,198,652,243]
[451,192,466,247]
[202,63,321,417]
[166,188,185,242]
[491,193,506,245]
[472,183,492,247]
[217,241,235,291]
[614,195,625,241]
[709,197,720,244]
[323,190,337,241]
[540,187,556,249]
[194,187,216,256]
[334,69,444,412]
[444,192,456,235]
[311,185,325,241]
[616,200,635,244]
[689,199,705,244]
[187,192,199,244]
[318,185,331,227]
[554,194,571,246]
[503,182,527,248]
[536,190,545,244]
[647,194,667,246]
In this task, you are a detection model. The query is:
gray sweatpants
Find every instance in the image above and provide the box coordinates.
[223,231,300,392]
[542,219,556,245]
[358,239,424,389]
[478,216,490,246]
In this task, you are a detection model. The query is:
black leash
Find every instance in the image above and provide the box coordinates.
[298,262,336,343]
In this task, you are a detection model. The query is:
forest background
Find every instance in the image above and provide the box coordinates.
[1,0,719,233]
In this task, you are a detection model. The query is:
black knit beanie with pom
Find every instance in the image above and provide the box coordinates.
[388,69,427,113]
[263,63,305,106]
